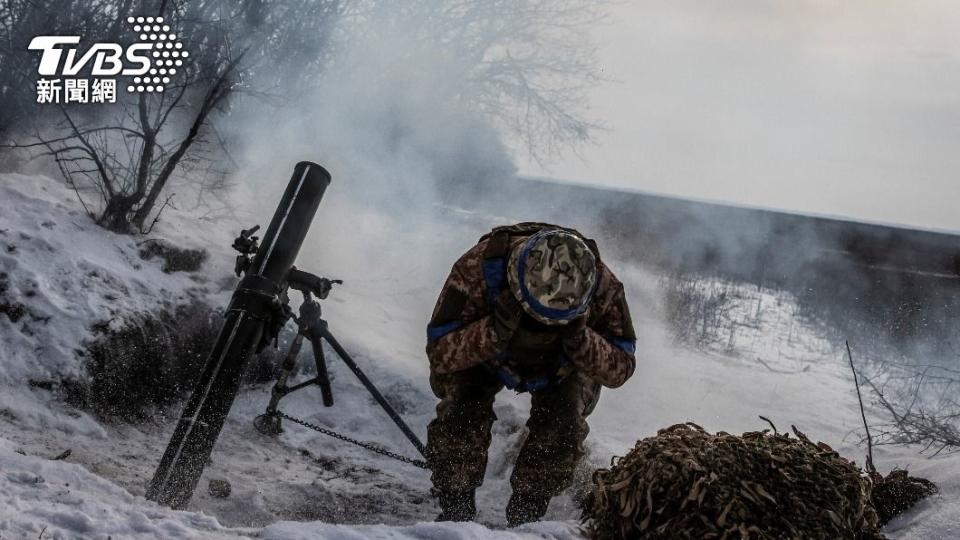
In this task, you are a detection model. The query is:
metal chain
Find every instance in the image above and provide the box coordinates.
[276,411,430,470]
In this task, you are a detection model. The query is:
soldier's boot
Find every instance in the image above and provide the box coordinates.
[435,489,477,522]
[505,491,551,527]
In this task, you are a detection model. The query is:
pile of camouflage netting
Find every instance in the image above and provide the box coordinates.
[581,423,936,539]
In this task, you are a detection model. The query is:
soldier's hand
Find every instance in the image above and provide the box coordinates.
[560,315,588,349]
[492,289,523,345]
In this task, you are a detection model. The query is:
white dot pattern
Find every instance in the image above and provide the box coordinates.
[126,15,188,94]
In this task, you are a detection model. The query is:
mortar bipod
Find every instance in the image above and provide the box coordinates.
[254,290,334,435]
[253,284,427,461]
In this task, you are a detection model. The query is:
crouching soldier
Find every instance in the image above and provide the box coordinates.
[425,222,637,526]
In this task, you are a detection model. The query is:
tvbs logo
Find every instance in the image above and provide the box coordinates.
[28,16,189,104]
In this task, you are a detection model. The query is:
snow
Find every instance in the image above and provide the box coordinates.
[261,521,582,540]
[0,436,237,539]
[0,434,576,539]
[1,172,959,539]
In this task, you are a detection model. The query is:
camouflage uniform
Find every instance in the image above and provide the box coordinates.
[425,223,637,499]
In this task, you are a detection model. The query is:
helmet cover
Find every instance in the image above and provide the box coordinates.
[506,229,598,325]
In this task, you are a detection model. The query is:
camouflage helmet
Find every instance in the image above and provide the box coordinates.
[506,229,598,325]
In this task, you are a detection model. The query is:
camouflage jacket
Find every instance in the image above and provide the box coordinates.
[426,230,637,389]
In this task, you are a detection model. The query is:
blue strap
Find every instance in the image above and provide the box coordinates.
[495,368,553,393]
[482,257,506,304]
[430,255,504,343]
[494,354,572,393]
[426,321,463,343]
[606,336,636,355]
[524,378,552,392]
[495,367,522,389]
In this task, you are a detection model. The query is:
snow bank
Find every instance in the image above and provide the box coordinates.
[0,173,238,439]
[0,173,215,382]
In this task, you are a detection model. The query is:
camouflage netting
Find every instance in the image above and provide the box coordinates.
[580,423,922,540]
[870,469,938,527]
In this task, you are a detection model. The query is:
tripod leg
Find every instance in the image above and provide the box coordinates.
[318,326,426,457]
[255,333,305,435]
[307,332,334,407]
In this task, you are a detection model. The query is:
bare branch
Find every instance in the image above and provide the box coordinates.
[139,193,175,235]
[845,341,876,474]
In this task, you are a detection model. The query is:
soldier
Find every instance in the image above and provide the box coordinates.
[425,222,637,526]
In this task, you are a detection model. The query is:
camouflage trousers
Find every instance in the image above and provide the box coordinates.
[426,365,602,497]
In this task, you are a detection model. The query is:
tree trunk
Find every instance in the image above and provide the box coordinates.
[99,194,139,233]
[132,53,244,229]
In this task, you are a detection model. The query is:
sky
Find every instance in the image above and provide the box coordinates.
[517,1,960,232]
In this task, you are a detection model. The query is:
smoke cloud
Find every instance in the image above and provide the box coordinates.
[520,0,960,232]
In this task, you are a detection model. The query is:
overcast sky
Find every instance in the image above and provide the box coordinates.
[517,1,960,232]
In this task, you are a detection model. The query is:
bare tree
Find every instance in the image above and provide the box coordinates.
[340,0,608,162]
[8,43,243,232]
[3,0,342,233]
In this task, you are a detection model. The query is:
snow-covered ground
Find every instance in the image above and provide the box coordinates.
[1,172,958,539]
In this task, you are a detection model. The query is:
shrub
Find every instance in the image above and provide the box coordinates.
[65,302,287,422]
